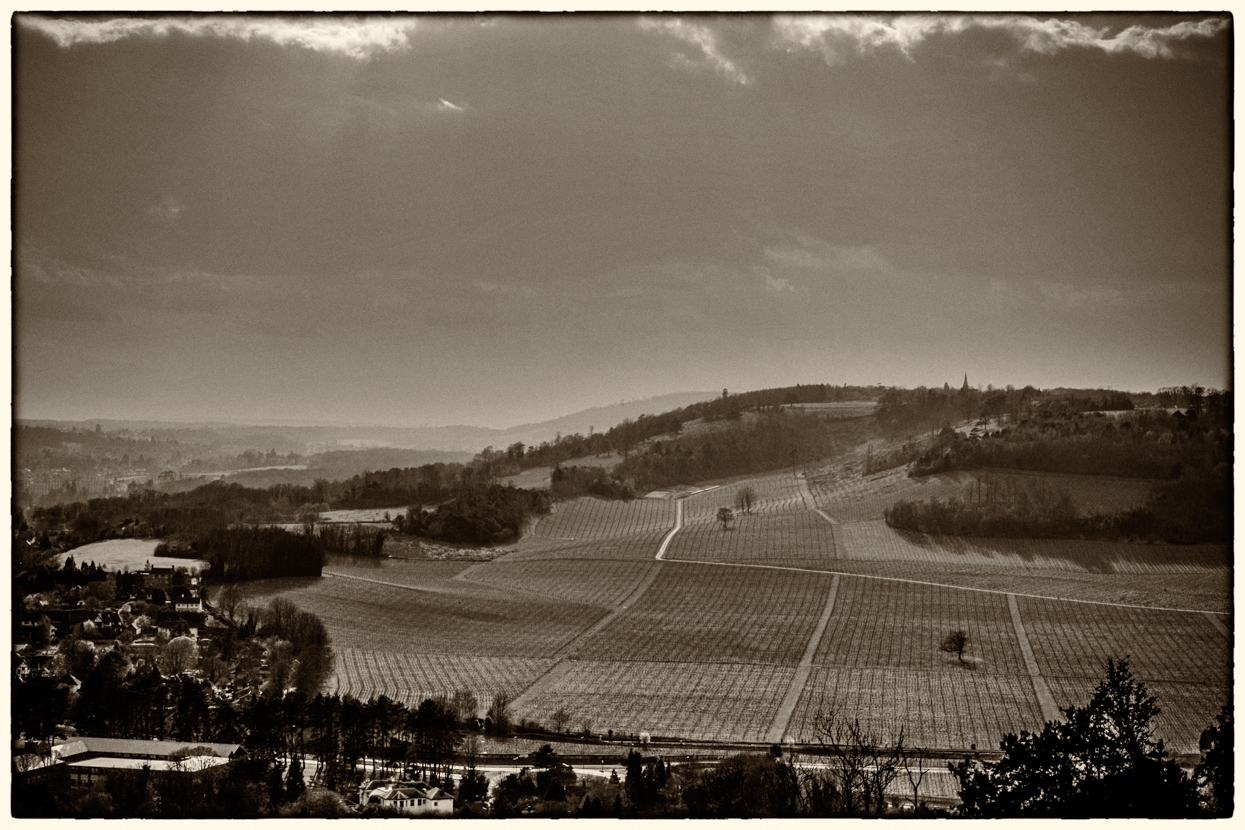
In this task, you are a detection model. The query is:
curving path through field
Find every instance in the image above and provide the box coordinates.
[654,499,684,560]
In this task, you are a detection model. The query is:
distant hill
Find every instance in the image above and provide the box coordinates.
[18,391,718,455]
[496,391,719,447]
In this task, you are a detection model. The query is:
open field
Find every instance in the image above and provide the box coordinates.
[60,538,207,571]
[212,460,1230,754]
[515,661,798,743]
[223,574,605,658]
[319,506,408,523]
[813,576,1028,675]
[680,471,804,520]
[462,559,661,607]
[835,521,1229,575]
[804,560,1230,614]
[532,496,676,540]
[335,648,553,710]
[499,453,623,490]
[810,468,1155,523]
[786,667,1044,750]
[575,563,837,665]
[1017,595,1230,684]
[502,529,672,562]
[666,509,838,569]
[324,555,475,585]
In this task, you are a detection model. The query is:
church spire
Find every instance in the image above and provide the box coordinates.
[961,373,970,393]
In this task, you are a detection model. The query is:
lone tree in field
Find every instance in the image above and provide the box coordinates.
[734,486,757,514]
[717,507,734,530]
[941,629,969,662]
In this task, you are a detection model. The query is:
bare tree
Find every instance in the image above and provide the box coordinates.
[551,707,571,734]
[811,710,905,817]
[716,507,734,530]
[161,635,198,675]
[941,630,970,663]
[450,689,479,724]
[487,691,512,737]
[734,486,757,514]
[216,582,242,622]
[899,745,931,815]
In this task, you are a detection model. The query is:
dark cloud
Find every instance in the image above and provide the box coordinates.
[14,14,1231,426]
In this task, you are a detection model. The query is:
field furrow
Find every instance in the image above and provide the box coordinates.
[836,520,1228,574]
[667,509,837,569]
[787,667,1045,750]
[462,559,661,607]
[1017,596,1230,684]
[232,575,606,657]
[501,529,670,562]
[576,562,837,665]
[515,661,798,743]
[813,576,1027,675]
[812,469,1156,523]
[800,560,1230,613]
[532,497,676,539]
[680,471,805,520]
[334,648,554,709]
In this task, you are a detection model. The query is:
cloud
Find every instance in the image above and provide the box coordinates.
[148,196,185,224]
[772,14,1227,64]
[764,237,892,274]
[764,273,795,293]
[1034,280,1127,310]
[638,17,750,85]
[437,98,464,112]
[18,14,418,59]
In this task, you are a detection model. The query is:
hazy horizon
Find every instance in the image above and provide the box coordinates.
[14,14,1231,428]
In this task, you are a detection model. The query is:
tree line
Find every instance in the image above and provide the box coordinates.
[476,384,880,475]
[390,484,551,545]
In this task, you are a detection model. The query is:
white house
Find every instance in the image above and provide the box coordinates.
[358,779,454,815]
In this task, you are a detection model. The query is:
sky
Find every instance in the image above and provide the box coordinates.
[13,13,1232,428]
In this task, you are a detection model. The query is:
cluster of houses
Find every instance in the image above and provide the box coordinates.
[15,561,216,684]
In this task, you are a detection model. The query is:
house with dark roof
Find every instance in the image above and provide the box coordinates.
[358,779,454,815]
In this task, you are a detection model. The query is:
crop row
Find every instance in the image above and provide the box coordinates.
[804,559,1231,614]
[680,471,805,520]
[501,528,669,563]
[667,509,838,569]
[532,496,676,540]
[1045,676,1230,756]
[516,660,797,743]
[235,574,606,658]
[787,667,1045,750]
[1017,595,1230,684]
[813,576,1027,675]
[322,557,475,588]
[836,520,1229,575]
[577,562,837,665]
[335,648,554,710]
[811,468,965,522]
[812,469,1156,524]
[463,559,661,608]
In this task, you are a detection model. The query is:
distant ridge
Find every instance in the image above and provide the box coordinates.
[19,391,719,454]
